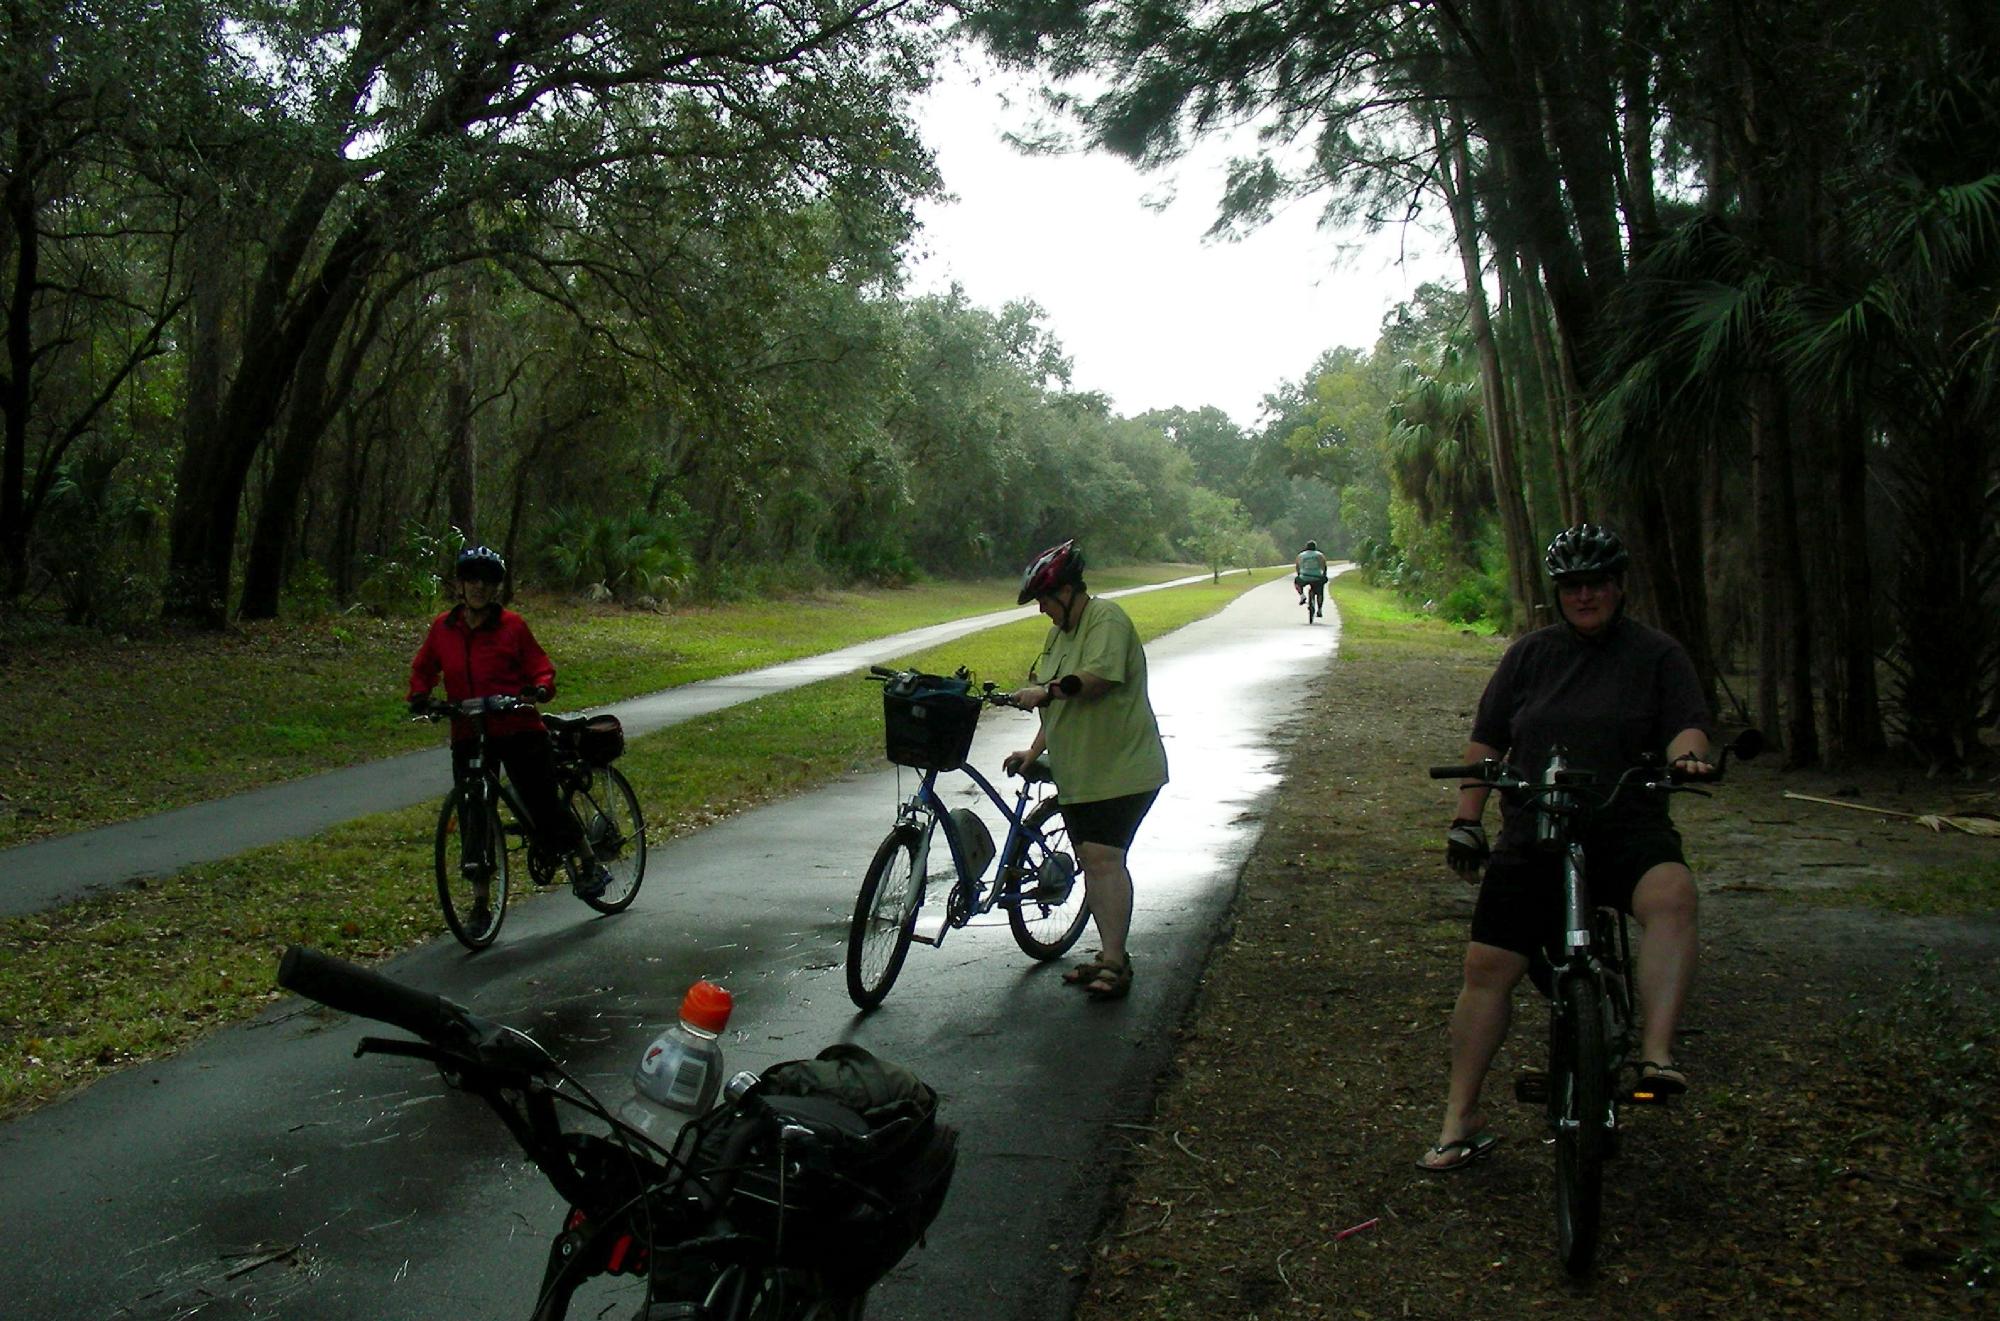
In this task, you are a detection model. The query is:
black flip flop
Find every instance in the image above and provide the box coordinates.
[1416,1131,1500,1172]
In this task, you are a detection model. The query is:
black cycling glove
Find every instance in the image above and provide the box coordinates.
[408,695,431,717]
[1445,819,1489,875]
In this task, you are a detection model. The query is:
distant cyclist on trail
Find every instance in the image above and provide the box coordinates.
[1002,539,1169,1002]
[1419,523,1713,1172]
[1295,541,1329,605]
[406,544,607,902]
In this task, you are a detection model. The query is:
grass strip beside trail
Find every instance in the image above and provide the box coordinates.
[0,569,1278,1119]
[0,563,1205,850]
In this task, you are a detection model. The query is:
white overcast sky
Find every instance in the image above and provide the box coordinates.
[902,55,1461,430]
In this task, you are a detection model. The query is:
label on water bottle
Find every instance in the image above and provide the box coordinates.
[637,1035,716,1112]
[665,1054,708,1108]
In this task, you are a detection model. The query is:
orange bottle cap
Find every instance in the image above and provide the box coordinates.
[680,980,733,1033]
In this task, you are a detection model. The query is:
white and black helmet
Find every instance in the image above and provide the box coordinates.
[1544,524,1629,581]
[455,544,507,582]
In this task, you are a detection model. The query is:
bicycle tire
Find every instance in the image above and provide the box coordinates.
[435,785,508,951]
[1003,797,1092,960]
[1553,973,1609,1275]
[749,1268,866,1320]
[574,765,646,914]
[845,826,922,1010]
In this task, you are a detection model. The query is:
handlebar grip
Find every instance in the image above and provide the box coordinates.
[1428,764,1485,780]
[278,946,460,1043]
[868,665,898,678]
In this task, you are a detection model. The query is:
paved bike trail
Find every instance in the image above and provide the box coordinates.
[0,574,1226,920]
[0,574,1346,1321]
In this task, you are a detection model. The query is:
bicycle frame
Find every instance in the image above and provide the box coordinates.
[448,706,601,858]
[897,761,1054,940]
[1430,736,1760,1274]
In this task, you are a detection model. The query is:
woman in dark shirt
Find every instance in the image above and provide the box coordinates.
[1418,525,1715,1172]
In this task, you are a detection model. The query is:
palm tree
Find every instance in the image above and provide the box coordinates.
[1385,350,1494,562]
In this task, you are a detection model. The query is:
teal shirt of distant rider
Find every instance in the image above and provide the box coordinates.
[1295,542,1329,603]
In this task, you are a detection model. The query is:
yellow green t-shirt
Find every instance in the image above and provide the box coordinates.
[1030,597,1169,804]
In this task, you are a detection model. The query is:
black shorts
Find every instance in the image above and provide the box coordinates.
[1058,790,1159,851]
[1471,827,1687,958]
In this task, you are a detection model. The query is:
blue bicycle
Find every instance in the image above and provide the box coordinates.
[844,667,1089,1010]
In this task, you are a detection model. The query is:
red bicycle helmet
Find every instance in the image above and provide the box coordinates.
[1017,539,1085,604]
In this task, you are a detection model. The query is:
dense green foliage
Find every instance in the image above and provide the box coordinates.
[0,1,1287,640]
[966,0,2000,769]
[9,1,1995,768]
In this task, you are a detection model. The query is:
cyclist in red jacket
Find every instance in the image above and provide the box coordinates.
[407,544,606,900]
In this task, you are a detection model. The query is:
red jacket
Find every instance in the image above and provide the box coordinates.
[408,605,557,741]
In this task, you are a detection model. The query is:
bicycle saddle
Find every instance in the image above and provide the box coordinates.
[1016,756,1055,785]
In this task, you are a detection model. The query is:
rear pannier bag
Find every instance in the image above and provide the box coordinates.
[579,713,625,766]
[881,672,980,771]
[693,1043,958,1294]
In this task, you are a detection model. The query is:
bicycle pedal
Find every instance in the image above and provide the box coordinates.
[1514,1070,1549,1103]
[1624,1084,1679,1106]
[909,913,948,946]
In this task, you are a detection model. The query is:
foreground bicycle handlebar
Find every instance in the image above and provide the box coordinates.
[277,947,868,1320]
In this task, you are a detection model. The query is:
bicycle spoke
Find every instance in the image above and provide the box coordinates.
[435,787,507,950]
[1005,799,1091,960]
[846,828,921,1009]
[574,765,646,914]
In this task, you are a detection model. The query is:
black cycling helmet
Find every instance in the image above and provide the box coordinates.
[1017,539,1085,604]
[1304,540,1318,551]
[1544,523,1629,580]
[455,544,507,582]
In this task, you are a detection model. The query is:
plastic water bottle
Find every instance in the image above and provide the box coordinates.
[623,980,732,1140]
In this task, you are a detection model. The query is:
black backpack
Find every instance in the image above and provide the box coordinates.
[695,1043,958,1293]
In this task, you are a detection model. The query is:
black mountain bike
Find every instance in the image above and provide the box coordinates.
[417,695,646,950]
[275,946,953,1320]
[1428,730,1760,1274]
[1301,578,1326,623]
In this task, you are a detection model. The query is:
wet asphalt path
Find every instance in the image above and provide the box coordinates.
[0,574,1344,1320]
[0,576,1219,919]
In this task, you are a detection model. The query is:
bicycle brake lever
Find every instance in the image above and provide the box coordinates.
[355,1035,444,1063]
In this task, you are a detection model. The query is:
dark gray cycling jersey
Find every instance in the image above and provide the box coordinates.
[1470,615,1711,856]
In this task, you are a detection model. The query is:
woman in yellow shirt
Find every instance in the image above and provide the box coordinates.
[1004,540,1169,1001]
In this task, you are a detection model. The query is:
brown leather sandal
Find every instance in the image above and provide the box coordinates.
[1063,953,1109,986]
[1082,956,1133,1001]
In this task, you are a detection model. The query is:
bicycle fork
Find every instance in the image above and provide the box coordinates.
[457,774,498,882]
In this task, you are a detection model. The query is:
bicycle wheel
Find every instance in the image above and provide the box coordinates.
[572,764,647,914]
[750,1270,864,1320]
[1003,797,1092,960]
[435,785,508,951]
[846,826,922,1010]
[1553,974,1609,1275]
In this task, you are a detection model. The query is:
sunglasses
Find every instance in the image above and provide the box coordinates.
[1557,575,1617,595]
